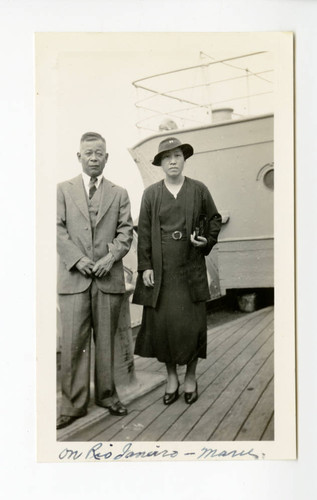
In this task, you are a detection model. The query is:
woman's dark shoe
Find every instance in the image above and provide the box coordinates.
[184,382,198,404]
[163,382,179,405]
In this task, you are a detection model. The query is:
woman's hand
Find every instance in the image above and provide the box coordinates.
[143,269,155,287]
[190,231,207,248]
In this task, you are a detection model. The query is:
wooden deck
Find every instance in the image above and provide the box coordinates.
[64,306,274,442]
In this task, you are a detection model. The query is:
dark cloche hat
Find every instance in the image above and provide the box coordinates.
[152,137,194,166]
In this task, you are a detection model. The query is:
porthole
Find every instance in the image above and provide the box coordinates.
[256,162,274,191]
[263,169,274,190]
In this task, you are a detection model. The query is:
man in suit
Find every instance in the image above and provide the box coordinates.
[57,132,133,429]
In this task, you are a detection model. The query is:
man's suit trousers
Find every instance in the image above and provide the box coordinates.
[59,281,123,417]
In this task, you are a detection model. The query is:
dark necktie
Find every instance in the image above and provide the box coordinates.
[89,177,97,199]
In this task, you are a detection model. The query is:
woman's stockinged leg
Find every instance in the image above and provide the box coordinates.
[165,363,179,393]
[184,358,198,393]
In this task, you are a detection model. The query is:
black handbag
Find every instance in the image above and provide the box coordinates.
[195,213,208,239]
[195,195,208,239]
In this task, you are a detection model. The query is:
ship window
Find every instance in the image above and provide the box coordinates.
[263,169,274,190]
[256,163,274,190]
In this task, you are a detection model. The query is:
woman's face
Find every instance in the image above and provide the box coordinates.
[160,147,185,179]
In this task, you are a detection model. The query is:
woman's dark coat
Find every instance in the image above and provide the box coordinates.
[132,177,222,308]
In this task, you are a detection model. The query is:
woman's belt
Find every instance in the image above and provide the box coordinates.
[161,230,187,241]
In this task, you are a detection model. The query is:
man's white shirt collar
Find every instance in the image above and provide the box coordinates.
[82,172,103,196]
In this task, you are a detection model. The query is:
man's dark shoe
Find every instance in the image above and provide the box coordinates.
[57,414,80,430]
[106,401,128,416]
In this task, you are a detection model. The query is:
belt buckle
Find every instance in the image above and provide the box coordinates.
[172,230,182,240]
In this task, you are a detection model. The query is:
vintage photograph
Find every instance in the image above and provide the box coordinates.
[36,32,295,461]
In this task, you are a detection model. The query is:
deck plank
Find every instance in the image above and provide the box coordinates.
[109,401,167,441]
[128,313,271,410]
[63,307,274,442]
[135,389,189,442]
[90,411,144,442]
[205,309,269,352]
[203,311,273,375]
[261,412,274,441]
[136,327,273,442]
[235,378,274,441]
[130,310,274,441]
[134,402,187,442]
[128,384,164,411]
[210,352,274,441]
[134,356,162,372]
[185,334,274,441]
[207,307,270,331]
[160,313,273,441]
[134,308,270,373]
[67,410,140,442]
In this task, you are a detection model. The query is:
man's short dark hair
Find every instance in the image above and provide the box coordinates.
[80,132,106,145]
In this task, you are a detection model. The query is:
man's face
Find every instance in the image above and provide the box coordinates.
[77,139,108,178]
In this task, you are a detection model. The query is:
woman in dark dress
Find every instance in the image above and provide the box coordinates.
[133,137,222,405]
